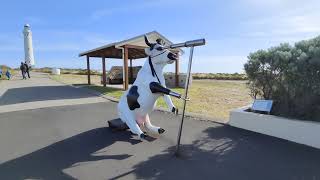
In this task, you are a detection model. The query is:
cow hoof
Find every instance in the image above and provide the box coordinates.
[140,133,148,139]
[158,128,165,134]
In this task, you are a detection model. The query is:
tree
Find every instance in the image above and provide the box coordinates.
[244,36,320,121]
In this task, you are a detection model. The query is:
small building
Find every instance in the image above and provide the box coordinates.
[106,66,142,84]
[79,31,182,90]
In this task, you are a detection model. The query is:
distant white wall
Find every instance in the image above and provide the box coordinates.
[51,68,60,75]
[164,74,190,88]
[229,107,320,149]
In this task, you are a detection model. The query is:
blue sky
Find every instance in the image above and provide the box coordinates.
[0,0,320,73]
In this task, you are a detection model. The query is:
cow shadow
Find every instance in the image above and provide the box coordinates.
[0,126,140,180]
[128,125,320,180]
[0,86,95,105]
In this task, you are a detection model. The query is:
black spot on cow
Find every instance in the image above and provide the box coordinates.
[127,86,140,110]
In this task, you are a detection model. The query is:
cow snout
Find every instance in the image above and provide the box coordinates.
[167,52,178,61]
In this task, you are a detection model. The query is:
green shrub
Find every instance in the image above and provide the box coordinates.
[32,67,52,73]
[244,36,320,121]
[192,73,247,80]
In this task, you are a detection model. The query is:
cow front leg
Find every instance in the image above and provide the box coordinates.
[144,114,165,134]
[164,95,178,114]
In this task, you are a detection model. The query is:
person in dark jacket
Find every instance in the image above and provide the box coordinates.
[24,62,31,78]
[5,69,11,80]
[20,62,27,80]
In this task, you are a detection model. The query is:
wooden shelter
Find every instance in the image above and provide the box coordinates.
[79,31,182,90]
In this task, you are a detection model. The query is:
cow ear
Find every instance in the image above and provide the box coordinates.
[144,35,152,47]
[156,38,164,45]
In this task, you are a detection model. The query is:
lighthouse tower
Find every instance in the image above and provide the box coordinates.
[23,24,35,67]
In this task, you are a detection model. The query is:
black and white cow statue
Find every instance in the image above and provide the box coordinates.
[118,35,181,140]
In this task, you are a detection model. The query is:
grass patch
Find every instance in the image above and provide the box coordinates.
[49,74,252,121]
[85,80,252,121]
[87,85,123,99]
[33,67,101,75]
[50,74,102,85]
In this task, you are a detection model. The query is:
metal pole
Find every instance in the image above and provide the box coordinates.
[175,46,194,155]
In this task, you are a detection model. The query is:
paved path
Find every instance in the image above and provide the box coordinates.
[0,72,105,113]
[0,72,320,180]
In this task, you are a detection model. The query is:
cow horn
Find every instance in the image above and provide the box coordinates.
[144,35,152,47]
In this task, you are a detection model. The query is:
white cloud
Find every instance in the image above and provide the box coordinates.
[240,0,320,43]
[242,0,315,9]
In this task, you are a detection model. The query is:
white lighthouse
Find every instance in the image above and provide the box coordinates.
[23,24,35,67]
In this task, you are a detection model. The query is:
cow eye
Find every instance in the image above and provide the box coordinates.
[156,47,163,51]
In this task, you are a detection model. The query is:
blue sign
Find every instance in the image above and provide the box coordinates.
[252,99,273,113]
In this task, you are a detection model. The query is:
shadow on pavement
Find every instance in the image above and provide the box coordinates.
[0,86,95,105]
[130,125,320,180]
[71,84,89,86]
[0,126,140,180]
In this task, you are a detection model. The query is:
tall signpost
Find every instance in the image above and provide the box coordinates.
[164,39,206,156]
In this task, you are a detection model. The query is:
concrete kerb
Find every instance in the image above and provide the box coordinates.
[47,74,226,124]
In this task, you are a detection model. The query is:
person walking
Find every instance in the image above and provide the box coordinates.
[0,68,2,79]
[24,62,31,78]
[20,62,27,80]
[5,69,11,80]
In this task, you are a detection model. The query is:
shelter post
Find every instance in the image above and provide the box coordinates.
[102,57,106,87]
[123,46,129,90]
[175,54,180,87]
[86,55,91,85]
[130,59,133,84]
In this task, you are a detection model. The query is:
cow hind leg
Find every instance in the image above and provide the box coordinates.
[119,108,145,139]
[144,114,165,134]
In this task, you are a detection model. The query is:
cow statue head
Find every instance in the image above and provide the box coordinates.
[144,35,178,65]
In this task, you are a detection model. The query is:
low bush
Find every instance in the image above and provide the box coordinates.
[192,73,247,80]
[244,36,320,121]
[32,67,52,73]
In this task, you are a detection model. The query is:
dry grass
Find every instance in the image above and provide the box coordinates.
[157,80,252,121]
[87,85,124,99]
[50,74,102,85]
[50,74,124,98]
[50,74,252,121]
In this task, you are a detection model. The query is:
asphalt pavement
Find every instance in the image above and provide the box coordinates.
[0,72,319,180]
